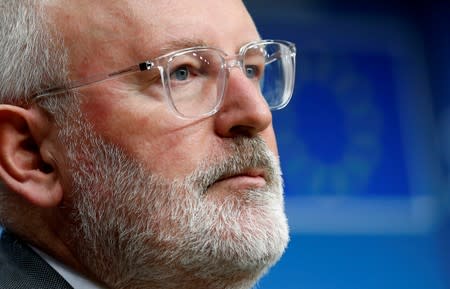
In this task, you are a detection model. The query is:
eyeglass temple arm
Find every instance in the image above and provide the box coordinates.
[32,61,154,100]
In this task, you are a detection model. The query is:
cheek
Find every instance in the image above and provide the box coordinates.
[79,90,213,178]
[78,87,279,180]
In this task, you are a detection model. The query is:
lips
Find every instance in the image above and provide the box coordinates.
[216,168,266,182]
[210,168,267,191]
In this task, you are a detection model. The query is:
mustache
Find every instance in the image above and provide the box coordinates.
[186,136,280,194]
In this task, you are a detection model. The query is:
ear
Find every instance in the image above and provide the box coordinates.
[0,105,63,208]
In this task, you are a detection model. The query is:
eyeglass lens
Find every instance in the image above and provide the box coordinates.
[166,41,295,118]
[167,50,225,118]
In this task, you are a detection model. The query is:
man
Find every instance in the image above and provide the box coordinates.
[0,0,296,288]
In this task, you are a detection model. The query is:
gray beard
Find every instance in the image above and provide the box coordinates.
[59,120,289,289]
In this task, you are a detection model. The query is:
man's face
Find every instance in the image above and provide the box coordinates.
[50,1,289,288]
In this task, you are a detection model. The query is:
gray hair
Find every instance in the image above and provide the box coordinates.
[0,0,69,109]
[0,0,75,228]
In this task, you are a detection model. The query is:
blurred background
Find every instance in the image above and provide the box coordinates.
[244,0,450,288]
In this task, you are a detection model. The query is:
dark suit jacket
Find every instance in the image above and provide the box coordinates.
[0,230,73,289]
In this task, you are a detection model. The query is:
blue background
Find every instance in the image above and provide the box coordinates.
[244,0,450,288]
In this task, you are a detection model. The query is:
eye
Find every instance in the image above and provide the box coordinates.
[171,65,190,81]
[245,65,260,79]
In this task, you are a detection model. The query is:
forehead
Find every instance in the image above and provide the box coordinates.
[48,0,259,77]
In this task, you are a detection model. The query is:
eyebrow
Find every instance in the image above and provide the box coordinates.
[157,38,209,56]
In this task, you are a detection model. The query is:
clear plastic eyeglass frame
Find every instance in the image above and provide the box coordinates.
[32,39,296,119]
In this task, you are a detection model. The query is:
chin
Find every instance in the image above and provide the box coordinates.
[173,187,290,287]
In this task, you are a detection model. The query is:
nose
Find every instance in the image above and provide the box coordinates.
[214,68,272,138]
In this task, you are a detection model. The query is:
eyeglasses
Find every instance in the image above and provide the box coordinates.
[33,39,296,119]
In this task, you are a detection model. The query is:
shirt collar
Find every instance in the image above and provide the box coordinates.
[31,246,108,289]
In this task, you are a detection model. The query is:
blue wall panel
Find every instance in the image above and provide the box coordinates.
[245,1,450,288]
